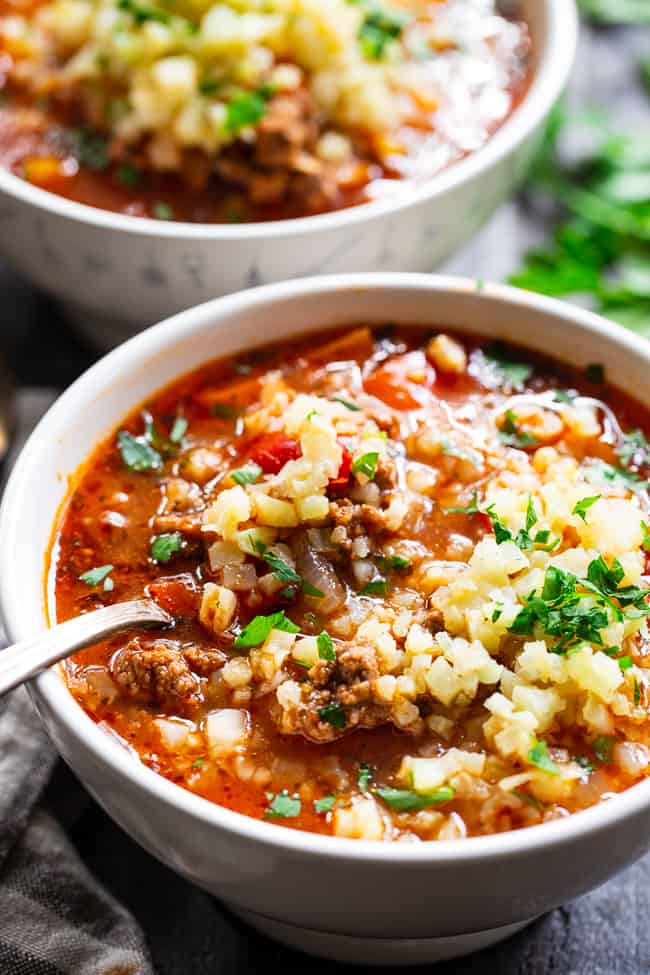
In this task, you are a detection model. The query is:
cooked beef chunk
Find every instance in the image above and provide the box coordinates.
[273,641,391,743]
[111,640,201,713]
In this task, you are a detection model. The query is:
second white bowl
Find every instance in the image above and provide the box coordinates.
[0,0,576,347]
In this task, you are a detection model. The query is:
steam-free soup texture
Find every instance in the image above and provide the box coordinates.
[0,0,530,222]
[53,326,650,841]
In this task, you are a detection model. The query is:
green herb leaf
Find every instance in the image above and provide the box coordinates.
[318,703,347,729]
[575,755,594,774]
[225,89,268,134]
[498,410,539,448]
[332,396,361,411]
[117,430,162,472]
[265,791,301,818]
[152,201,174,221]
[151,532,182,563]
[358,762,374,792]
[572,495,601,522]
[582,459,648,493]
[376,554,412,573]
[361,579,388,597]
[313,795,336,814]
[483,343,533,390]
[642,521,650,551]
[594,735,616,763]
[116,162,141,187]
[169,416,188,444]
[209,403,240,421]
[351,451,379,480]
[528,738,560,776]
[358,4,409,60]
[231,464,262,486]
[317,631,336,661]
[79,564,114,586]
[234,610,300,648]
[375,785,454,811]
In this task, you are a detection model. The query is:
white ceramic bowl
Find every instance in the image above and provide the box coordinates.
[0,0,576,349]
[2,273,650,966]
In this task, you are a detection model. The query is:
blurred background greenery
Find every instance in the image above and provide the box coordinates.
[509,1,650,334]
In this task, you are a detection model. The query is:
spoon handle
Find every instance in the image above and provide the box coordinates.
[0,599,171,698]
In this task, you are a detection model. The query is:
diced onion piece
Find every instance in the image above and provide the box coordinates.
[199,583,237,634]
[204,708,249,756]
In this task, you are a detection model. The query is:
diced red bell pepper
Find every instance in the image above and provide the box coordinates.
[329,446,352,489]
[248,433,301,474]
[148,574,200,617]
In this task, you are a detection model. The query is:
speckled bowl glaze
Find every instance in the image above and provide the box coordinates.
[2,274,650,966]
[0,0,576,348]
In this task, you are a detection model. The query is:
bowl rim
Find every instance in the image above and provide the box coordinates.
[3,271,650,864]
[0,0,577,241]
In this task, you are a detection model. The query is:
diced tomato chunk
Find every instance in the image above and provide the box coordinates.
[329,446,352,489]
[248,433,301,474]
[148,574,200,617]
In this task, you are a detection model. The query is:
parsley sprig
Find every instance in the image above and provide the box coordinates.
[509,558,649,653]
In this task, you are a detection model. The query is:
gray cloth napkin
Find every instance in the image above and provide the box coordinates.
[0,689,153,974]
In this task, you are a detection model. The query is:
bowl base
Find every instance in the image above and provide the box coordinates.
[232,908,537,965]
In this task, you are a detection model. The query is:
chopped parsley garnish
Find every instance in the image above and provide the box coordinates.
[528,738,560,775]
[575,755,594,774]
[79,564,114,587]
[313,795,336,814]
[618,654,633,671]
[594,736,616,763]
[357,3,409,60]
[152,201,174,221]
[635,677,642,705]
[572,495,601,522]
[440,440,475,462]
[332,396,361,411]
[234,610,300,649]
[253,542,324,599]
[374,785,454,811]
[376,554,412,573]
[351,452,379,480]
[117,0,170,24]
[169,415,188,445]
[617,429,650,468]
[65,128,109,170]
[358,762,374,792]
[151,532,182,563]
[642,521,650,552]
[483,342,533,390]
[582,459,648,493]
[491,603,504,623]
[210,402,241,420]
[484,498,559,553]
[554,389,577,404]
[498,410,539,448]
[317,631,336,662]
[361,578,388,597]
[318,703,347,729]
[512,790,545,811]
[509,558,649,653]
[225,87,273,134]
[231,464,262,486]
[192,758,205,769]
[265,791,301,818]
[117,430,162,472]
[116,162,141,187]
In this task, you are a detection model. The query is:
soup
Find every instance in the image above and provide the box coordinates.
[50,325,650,841]
[0,0,530,222]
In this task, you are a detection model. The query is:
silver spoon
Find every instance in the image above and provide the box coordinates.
[0,598,172,698]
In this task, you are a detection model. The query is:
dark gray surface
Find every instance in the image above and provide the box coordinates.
[1,14,650,974]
